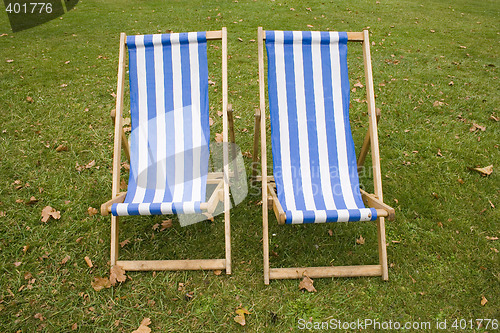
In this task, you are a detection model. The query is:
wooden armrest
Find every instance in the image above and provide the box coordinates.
[360,189,395,221]
[101,192,127,216]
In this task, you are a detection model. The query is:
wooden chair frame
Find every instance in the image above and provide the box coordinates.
[254,28,394,284]
[101,29,233,274]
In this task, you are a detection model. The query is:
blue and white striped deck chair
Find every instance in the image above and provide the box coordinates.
[256,28,394,284]
[101,29,232,274]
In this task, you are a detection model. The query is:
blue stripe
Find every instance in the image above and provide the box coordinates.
[266,31,286,211]
[301,31,325,210]
[162,33,175,202]
[144,34,157,203]
[125,36,139,204]
[283,31,306,211]
[179,33,193,202]
[321,32,347,211]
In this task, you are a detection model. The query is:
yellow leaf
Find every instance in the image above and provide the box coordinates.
[234,314,246,326]
[299,276,317,292]
[235,307,251,315]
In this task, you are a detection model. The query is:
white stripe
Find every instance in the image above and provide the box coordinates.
[153,34,167,202]
[330,32,357,209]
[171,34,185,202]
[336,209,349,222]
[183,202,196,214]
[160,203,173,214]
[291,211,303,224]
[292,31,315,210]
[274,32,296,210]
[116,204,128,216]
[188,32,203,202]
[314,210,327,223]
[132,35,147,204]
[137,203,151,215]
[311,31,337,210]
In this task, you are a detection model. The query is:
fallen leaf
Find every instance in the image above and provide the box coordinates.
[328,229,333,237]
[437,149,443,157]
[354,82,364,88]
[356,235,365,245]
[486,236,498,241]
[489,200,495,209]
[152,223,159,231]
[480,296,488,306]
[307,24,313,28]
[84,256,93,268]
[41,206,61,223]
[132,318,151,333]
[433,101,444,107]
[91,277,111,291]
[469,123,486,132]
[25,196,38,205]
[214,269,222,276]
[75,160,96,172]
[160,219,173,231]
[61,255,70,265]
[119,239,130,248]
[208,79,216,86]
[491,248,499,253]
[209,117,214,126]
[34,313,44,321]
[120,179,127,190]
[238,37,243,42]
[6,59,14,63]
[87,207,98,216]
[299,276,317,292]
[110,265,126,285]
[26,96,34,103]
[55,144,68,152]
[468,165,493,176]
[490,114,499,122]
[236,307,251,315]
[217,110,223,117]
[14,261,22,267]
[71,322,77,330]
[215,133,223,143]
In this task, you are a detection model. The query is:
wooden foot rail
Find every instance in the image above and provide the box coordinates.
[117,259,226,271]
[269,265,382,280]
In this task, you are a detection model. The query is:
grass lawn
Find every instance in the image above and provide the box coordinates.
[0,0,498,331]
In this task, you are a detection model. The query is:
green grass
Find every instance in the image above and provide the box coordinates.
[0,0,498,331]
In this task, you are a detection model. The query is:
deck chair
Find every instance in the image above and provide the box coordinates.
[254,28,395,284]
[101,29,233,274]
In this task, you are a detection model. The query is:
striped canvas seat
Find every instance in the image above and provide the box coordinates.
[112,32,210,216]
[265,31,377,224]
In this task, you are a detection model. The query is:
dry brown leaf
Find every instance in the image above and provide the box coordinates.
[14,261,22,267]
[84,256,93,268]
[214,269,222,276]
[433,101,444,107]
[488,200,495,209]
[41,206,61,223]
[299,276,317,292]
[34,313,44,321]
[208,79,216,86]
[486,236,499,241]
[209,117,214,126]
[160,219,173,231]
[55,144,68,152]
[110,265,126,285]
[470,123,486,132]
[61,255,70,265]
[6,59,14,63]
[25,196,38,205]
[26,96,34,103]
[152,223,160,231]
[120,179,127,191]
[491,248,499,253]
[119,239,130,248]
[328,229,333,237]
[91,276,111,291]
[132,318,151,333]
[215,132,223,143]
[75,160,96,172]
[490,114,499,122]
[87,207,98,216]
[356,235,365,245]
[480,296,488,306]
[71,322,78,330]
[242,151,252,158]
[217,110,223,117]
[354,82,364,88]
[468,165,493,176]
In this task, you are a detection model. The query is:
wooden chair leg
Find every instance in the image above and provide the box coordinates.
[377,216,389,280]
[110,215,119,266]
